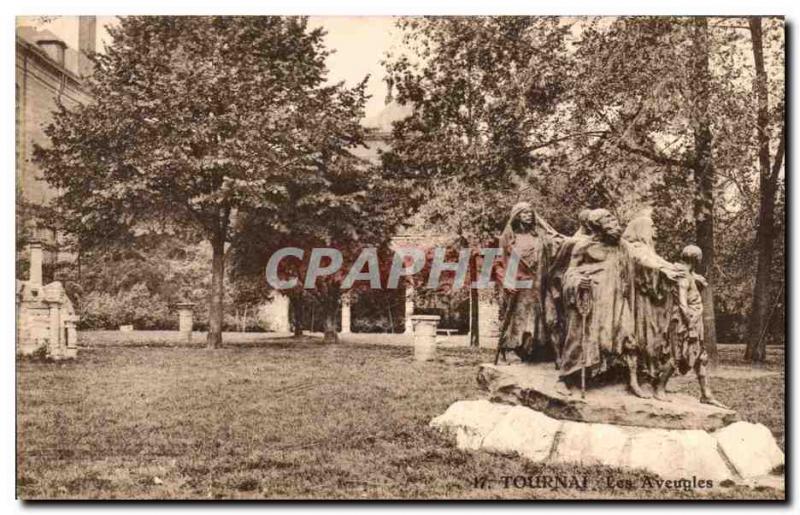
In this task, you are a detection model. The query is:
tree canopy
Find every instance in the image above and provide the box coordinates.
[35,16,372,347]
[382,16,785,357]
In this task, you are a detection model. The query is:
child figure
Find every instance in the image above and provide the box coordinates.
[662,244,727,408]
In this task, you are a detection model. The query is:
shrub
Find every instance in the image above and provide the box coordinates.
[79,283,174,330]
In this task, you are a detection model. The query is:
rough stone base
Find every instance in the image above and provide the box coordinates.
[478,363,739,430]
[431,400,784,484]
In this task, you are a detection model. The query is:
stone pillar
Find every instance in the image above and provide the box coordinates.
[341,293,352,334]
[64,314,79,358]
[411,315,440,362]
[404,283,415,335]
[29,241,43,286]
[47,301,61,358]
[176,302,195,342]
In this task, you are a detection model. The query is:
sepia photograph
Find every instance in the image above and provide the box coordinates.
[12,7,787,502]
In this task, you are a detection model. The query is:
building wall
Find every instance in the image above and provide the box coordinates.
[16,36,90,210]
[16,30,92,271]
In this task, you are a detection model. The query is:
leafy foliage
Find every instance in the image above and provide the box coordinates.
[382,16,785,346]
[34,16,372,345]
[383,17,576,244]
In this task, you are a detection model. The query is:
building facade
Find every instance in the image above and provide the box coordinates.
[16,18,95,269]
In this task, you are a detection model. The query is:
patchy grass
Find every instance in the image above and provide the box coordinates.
[716,344,784,371]
[17,337,784,500]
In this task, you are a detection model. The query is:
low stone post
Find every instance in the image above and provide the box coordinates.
[340,294,352,334]
[411,315,441,362]
[176,302,195,343]
[404,283,415,334]
[64,314,79,358]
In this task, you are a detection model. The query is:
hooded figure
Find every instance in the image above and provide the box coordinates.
[560,209,644,394]
[495,202,564,363]
[621,214,683,400]
[547,208,595,365]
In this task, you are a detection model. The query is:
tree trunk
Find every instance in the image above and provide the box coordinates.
[468,249,480,347]
[322,294,339,344]
[207,234,225,348]
[745,17,784,362]
[746,194,776,362]
[291,293,304,337]
[387,298,395,334]
[691,17,718,365]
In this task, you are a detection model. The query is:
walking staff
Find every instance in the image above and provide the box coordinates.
[576,279,593,399]
[494,291,520,365]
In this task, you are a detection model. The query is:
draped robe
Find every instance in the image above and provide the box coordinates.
[619,213,687,379]
[668,264,707,375]
[496,214,563,362]
[623,240,676,379]
[559,214,685,382]
[548,230,592,361]
[559,237,635,378]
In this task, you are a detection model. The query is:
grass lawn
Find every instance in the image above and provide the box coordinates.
[16,335,785,500]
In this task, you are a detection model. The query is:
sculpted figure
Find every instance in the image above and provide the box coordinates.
[548,208,595,367]
[666,245,727,408]
[621,214,684,400]
[559,209,644,396]
[495,202,564,363]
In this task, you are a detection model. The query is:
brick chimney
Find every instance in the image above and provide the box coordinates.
[29,241,43,286]
[78,16,97,78]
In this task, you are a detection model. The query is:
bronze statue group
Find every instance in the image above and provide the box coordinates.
[496,202,726,408]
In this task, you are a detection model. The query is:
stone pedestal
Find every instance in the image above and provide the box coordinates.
[431,400,784,484]
[16,242,79,359]
[478,363,738,430]
[175,302,195,342]
[430,364,784,489]
[64,314,79,358]
[341,294,352,334]
[411,315,440,362]
[404,284,415,335]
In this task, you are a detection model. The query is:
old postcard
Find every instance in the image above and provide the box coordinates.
[14,14,785,501]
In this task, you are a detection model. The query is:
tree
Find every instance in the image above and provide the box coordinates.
[384,16,785,363]
[689,17,720,362]
[35,16,367,347]
[745,17,786,362]
[551,16,785,359]
[566,17,748,363]
[229,133,408,344]
[383,17,574,346]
